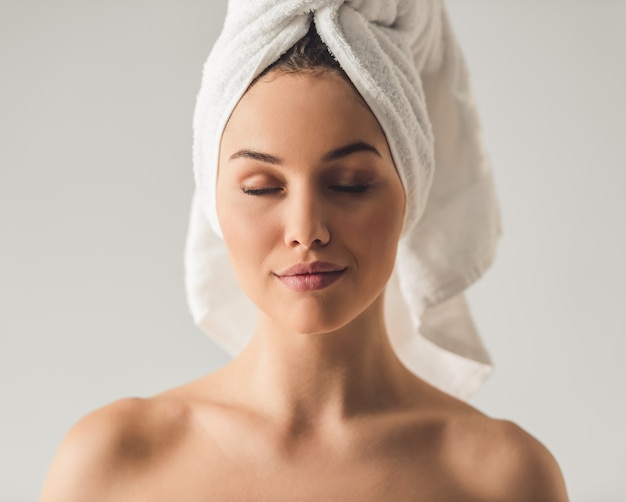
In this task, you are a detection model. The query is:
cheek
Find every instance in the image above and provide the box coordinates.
[217,189,267,279]
[342,191,405,263]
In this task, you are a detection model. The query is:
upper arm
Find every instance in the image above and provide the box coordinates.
[39,398,146,502]
[450,416,569,501]
[490,421,569,502]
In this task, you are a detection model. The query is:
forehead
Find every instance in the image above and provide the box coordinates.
[220,72,389,160]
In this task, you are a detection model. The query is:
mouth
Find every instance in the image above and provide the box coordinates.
[275,261,347,292]
[277,261,347,276]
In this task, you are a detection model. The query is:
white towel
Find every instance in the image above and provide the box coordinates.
[185,0,501,400]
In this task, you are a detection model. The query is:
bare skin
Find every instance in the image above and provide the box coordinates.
[40,73,569,501]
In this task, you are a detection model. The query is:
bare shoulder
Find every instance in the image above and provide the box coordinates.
[444,413,569,502]
[39,397,191,502]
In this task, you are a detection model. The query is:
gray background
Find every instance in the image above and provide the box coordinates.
[2,1,625,500]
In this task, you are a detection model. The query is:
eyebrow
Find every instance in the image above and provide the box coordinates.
[228,141,381,165]
[229,150,283,164]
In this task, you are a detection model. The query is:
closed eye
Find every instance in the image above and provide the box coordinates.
[241,185,370,195]
[241,187,282,196]
[330,184,370,193]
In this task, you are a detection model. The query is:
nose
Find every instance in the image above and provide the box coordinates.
[283,185,330,249]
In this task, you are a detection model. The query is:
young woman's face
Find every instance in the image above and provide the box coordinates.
[216,71,405,335]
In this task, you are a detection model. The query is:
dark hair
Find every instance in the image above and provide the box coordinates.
[250,22,351,87]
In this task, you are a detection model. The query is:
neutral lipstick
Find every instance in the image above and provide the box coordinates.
[275,261,347,292]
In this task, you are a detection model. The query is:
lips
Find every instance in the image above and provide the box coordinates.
[275,261,347,292]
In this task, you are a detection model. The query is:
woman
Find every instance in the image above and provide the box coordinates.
[41,1,568,500]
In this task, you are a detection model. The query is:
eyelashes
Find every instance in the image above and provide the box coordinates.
[240,187,282,196]
[330,184,369,194]
[241,185,370,196]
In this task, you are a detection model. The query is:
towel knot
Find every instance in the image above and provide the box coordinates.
[222,0,435,39]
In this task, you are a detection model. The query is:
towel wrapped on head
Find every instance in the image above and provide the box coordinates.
[185,0,501,400]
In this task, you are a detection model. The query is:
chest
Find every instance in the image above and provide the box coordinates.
[130,440,476,502]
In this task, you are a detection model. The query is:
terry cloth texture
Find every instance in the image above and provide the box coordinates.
[185,0,501,400]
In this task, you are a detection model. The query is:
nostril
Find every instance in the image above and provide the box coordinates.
[286,227,331,249]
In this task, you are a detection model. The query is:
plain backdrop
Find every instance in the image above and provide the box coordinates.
[1,1,625,500]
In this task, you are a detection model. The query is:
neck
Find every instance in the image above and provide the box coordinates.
[223,294,417,431]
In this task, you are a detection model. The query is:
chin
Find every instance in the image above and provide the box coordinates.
[267,292,382,337]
